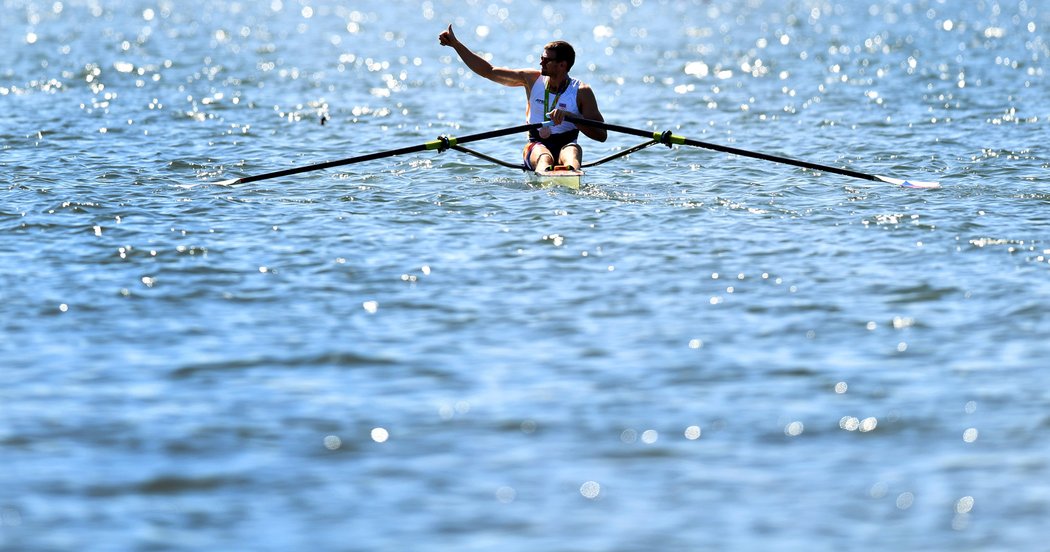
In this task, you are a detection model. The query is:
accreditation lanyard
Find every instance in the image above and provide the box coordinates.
[543,78,566,122]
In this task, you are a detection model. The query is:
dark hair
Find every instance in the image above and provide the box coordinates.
[545,41,576,70]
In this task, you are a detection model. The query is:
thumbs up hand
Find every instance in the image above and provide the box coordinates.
[438,24,458,47]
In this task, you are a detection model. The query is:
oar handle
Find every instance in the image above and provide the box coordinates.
[565,115,878,182]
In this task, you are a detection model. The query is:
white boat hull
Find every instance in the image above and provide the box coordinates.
[526,167,583,190]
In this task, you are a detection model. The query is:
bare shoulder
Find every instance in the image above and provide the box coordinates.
[576,80,598,96]
[575,81,601,110]
[519,69,542,88]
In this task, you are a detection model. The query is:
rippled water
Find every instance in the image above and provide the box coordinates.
[3,0,1049,550]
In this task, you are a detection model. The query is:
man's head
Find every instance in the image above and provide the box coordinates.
[542,41,576,72]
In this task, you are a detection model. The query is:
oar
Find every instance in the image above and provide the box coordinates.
[566,115,940,189]
[215,122,546,185]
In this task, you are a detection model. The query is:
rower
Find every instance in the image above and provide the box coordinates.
[438,24,607,173]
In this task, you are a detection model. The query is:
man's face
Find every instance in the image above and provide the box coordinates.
[540,48,561,76]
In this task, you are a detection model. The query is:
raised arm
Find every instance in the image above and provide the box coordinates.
[439,24,535,88]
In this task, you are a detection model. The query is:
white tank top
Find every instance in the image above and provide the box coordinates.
[525,76,580,135]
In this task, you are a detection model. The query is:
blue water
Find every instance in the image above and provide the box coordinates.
[3,0,1049,550]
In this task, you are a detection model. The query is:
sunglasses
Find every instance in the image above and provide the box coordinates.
[540,56,560,64]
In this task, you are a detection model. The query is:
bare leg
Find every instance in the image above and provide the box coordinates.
[529,145,556,172]
[559,144,582,171]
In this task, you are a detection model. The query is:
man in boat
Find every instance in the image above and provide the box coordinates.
[438,25,607,173]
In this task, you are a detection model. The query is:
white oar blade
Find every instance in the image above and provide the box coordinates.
[215,177,242,186]
[875,175,941,189]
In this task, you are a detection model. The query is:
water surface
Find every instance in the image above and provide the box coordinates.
[3,0,1049,550]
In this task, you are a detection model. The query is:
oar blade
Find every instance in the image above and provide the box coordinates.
[874,175,941,189]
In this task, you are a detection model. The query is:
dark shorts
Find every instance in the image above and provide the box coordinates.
[523,129,580,170]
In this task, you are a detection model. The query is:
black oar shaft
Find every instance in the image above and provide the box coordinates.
[567,115,877,182]
[235,143,426,185]
[224,122,543,185]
